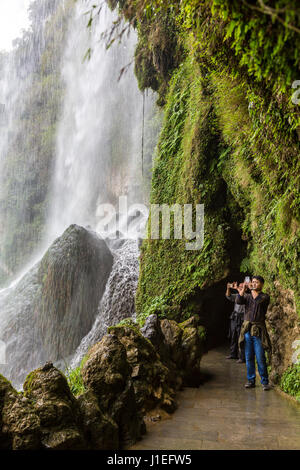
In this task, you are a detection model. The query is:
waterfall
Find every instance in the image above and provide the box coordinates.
[0,0,67,286]
[71,238,140,368]
[46,2,148,242]
[46,1,155,366]
[0,0,159,386]
[0,29,36,281]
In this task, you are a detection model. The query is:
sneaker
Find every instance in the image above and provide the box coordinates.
[262,384,271,391]
[236,359,245,363]
[226,356,238,360]
[244,382,255,388]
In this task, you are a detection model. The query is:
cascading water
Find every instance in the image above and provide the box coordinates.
[0,0,159,386]
[0,0,64,286]
[0,26,36,281]
[47,1,155,366]
[71,238,140,368]
[46,2,149,242]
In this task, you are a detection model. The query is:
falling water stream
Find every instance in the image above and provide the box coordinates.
[0,0,158,386]
[46,2,147,242]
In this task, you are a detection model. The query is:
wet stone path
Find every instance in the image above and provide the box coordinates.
[130,347,300,450]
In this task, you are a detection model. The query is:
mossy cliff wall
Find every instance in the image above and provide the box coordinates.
[136,59,244,345]
[114,1,300,380]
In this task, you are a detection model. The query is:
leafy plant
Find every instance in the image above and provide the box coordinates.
[280,364,300,402]
[65,356,88,397]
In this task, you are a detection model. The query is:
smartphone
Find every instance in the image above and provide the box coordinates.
[244,276,250,284]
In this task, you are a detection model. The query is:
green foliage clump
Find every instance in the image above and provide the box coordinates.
[107,317,141,333]
[197,325,207,342]
[111,317,139,328]
[23,371,36,396]
[280,364,300,402]
[65,356,88,397]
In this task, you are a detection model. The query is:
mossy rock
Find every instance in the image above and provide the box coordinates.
[23,363,86,449]
[109,326,177,413]
[81,334,145,447]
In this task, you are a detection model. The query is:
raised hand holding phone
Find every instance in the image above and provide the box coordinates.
[238,282,246,295]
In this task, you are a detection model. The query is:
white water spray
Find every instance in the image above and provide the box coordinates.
[0,0,158,385]
[46,2,149,242]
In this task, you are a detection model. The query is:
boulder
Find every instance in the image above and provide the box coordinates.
[0,315,206,450]
[140,314,166,353]
[142,315,205,388]
[2,394,41,450]
[36,224,114,361]
[23,363,86,450]
[0,224,113,386]
[109,325,177,413]
[0,374,42,450]
[180,327,204,387]
[160,319,184,369]
[77,390,119,450]
[0,375,16,449]
[81,334,145,447]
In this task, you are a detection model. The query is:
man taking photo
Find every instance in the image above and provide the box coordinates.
[236,276,272,391]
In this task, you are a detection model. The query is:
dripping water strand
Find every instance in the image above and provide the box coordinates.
[142,89,145,178]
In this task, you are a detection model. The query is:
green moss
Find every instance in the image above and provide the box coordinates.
[107,319,141,336]
[210,70,300,312]
[135,57,237,322]
[109,318,139,329]
[115,0,300,323]
[197,326,207,342]
[23,370,41,397]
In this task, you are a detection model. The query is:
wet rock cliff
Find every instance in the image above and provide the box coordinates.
[0,224,113,386]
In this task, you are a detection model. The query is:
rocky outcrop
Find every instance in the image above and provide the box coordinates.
[266,282,300,383]
[179,317,206,387]
[36,225,113,361]
[0,224,113,386]
[142,314,206,389]
[0,375,15,449]
[81,334,145,447]
[22,362,86,450]
[0,315,205,450]
[77,391,119,450]
[108,324,177,413]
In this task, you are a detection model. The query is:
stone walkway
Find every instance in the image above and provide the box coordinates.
[130,347,300,450]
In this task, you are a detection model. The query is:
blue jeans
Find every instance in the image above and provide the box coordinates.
[244,331,269,385]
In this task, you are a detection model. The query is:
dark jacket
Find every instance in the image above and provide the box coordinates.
[236,292,270,323]
[226,293,245,322]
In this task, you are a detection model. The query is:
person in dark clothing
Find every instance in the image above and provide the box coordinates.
[225,282,245,363]
[236,275,272,391]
